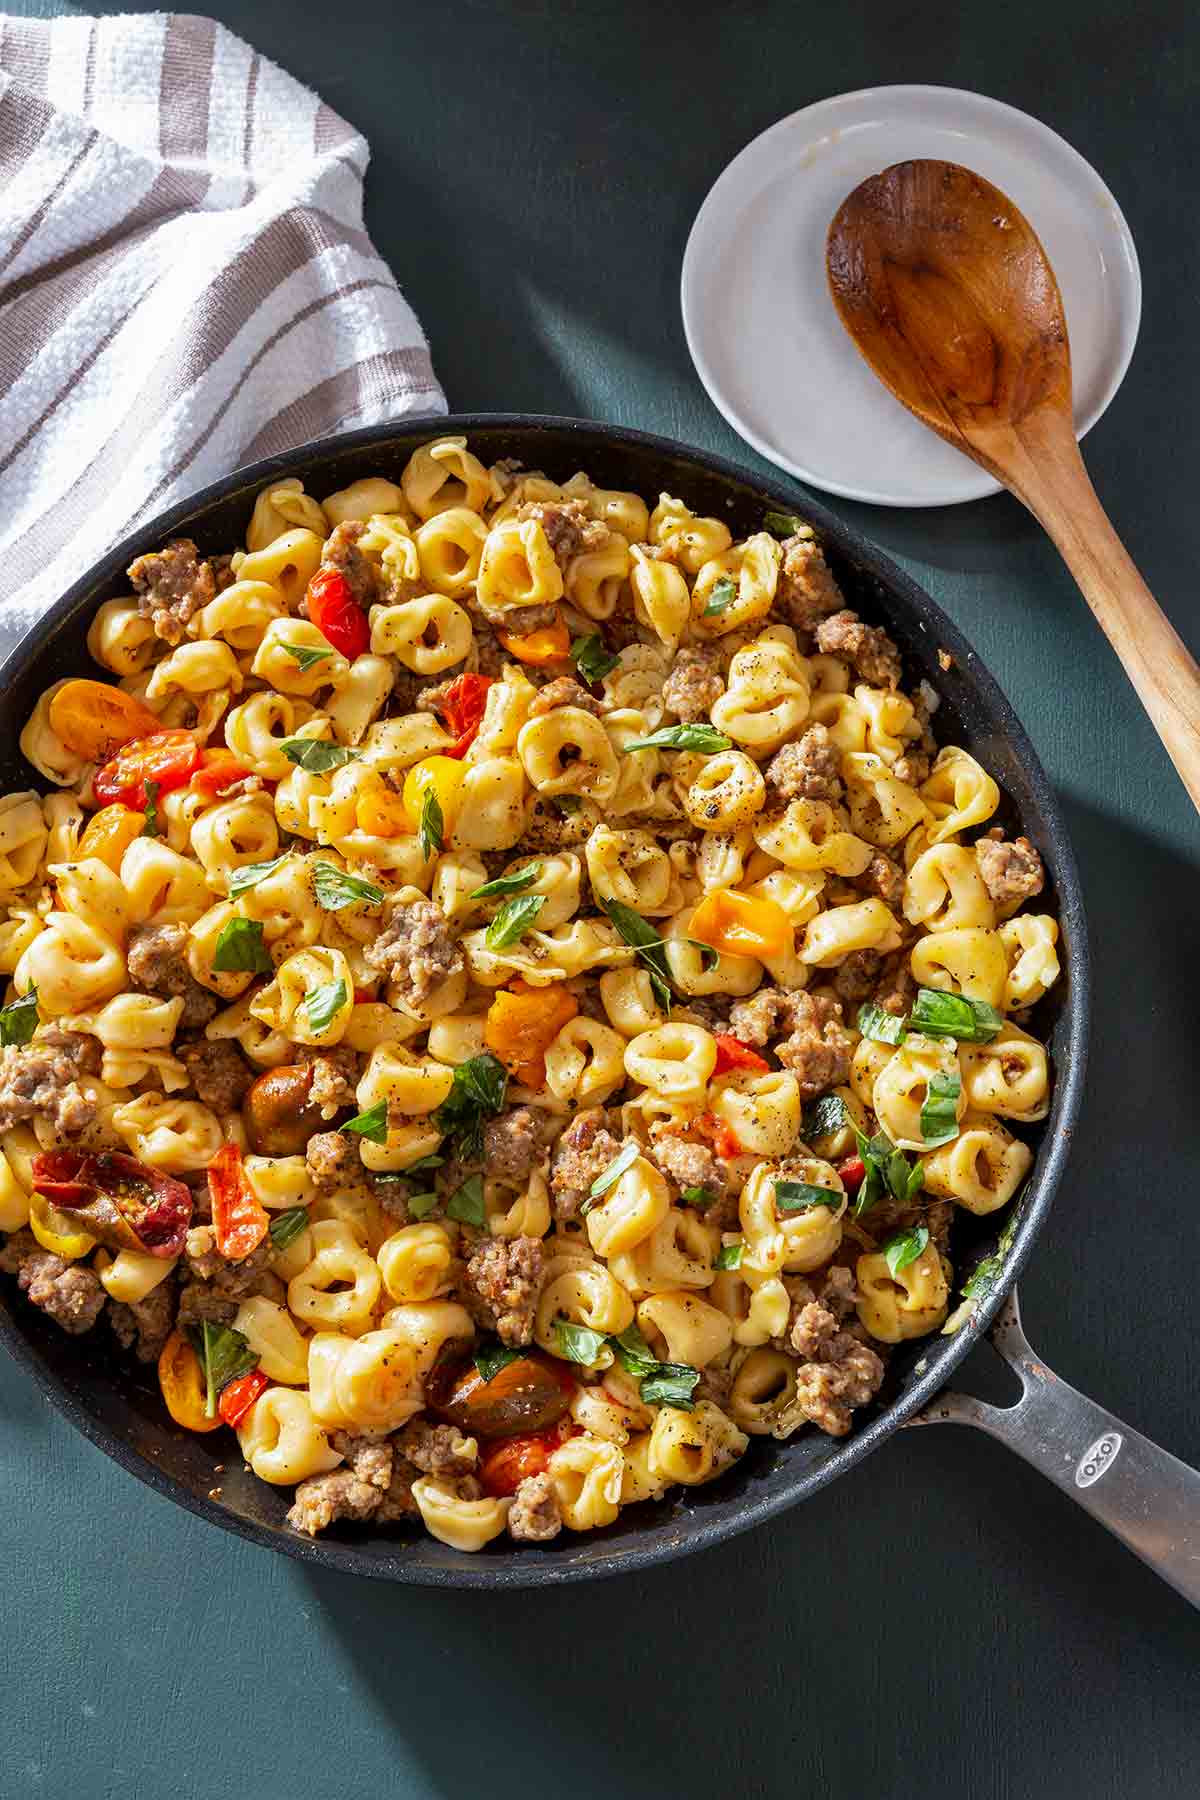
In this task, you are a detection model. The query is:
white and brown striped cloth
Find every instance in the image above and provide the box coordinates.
[0,11,446,653]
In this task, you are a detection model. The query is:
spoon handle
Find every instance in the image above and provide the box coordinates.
[1001,410,1200,815]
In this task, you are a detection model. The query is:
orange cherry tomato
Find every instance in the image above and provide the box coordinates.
[217,1367,270,1428]
[355,783,411,838]
[484,980,579,1088]
[688,888,792,962]
[208,1142,269,1262]
[158,1329,221,1434]
[48,679,162,761]
[479,1417,577,1497]
[712,1033,770,1075]
[497,614,570,665]
[78,804,144,872]
[306,567,369,659]
[191,749,255,797]
[93,729,200,810]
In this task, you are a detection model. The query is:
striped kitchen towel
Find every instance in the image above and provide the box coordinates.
[0,11,446,653]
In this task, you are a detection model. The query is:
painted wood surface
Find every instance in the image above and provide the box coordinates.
[2,2,1198,1796]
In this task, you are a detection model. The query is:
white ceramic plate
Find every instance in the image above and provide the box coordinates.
[681,85,1142,507]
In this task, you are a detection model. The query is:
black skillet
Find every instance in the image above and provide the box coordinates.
[2,417,1195,1599]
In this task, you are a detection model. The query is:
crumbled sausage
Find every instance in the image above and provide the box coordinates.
[789,1330,885,1437]
[109,1280,176,1363]
[975,829,1045,907]
[507,1471,562,1541]
[647,1134,733,1223]
[306,1131,361,1191]
[302,1048,359,1118]
[872,950,915,1018]
[18,1250,106,1334]
[814,609,903,689]
[518,797,594,852]
[0,1228,36,1274]
[396,1419,478,1477]
[661,647,725,723]
[892,749,931,788]
[0,1027,99,1137]
[833,949,882,1006]
[781,1268,858,1358]
[320,519,378,608]
[549,1108,623,1219]
[765,723,843,803]
[728,988,853,1098]
[126,922,219,1029]
[127,537,217,644]
[482,1107,546,1185]
[516,498,608,569]
[363,896,463,1010]
[774,533,846,632]
[177,1039,253,1113]
[462,1235,543,1347]
[855,851,905,911]
[184,1229,273,1293]
[176,1281,238,1327]
[527,677,604,718]
[287,1468,384,1535]
[330,1431,395,1489]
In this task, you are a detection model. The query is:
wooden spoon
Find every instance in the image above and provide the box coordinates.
[827,159,1200,813]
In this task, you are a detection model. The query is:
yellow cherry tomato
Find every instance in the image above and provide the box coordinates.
[355,780,412,839]
[158,1328,222,1434]
[688,887,792,962]
[78,803,145,872]
[402,756,467,838]
[27,1190,97,1261]
[48,679,162,761]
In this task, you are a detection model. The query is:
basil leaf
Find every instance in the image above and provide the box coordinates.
[280,737,358,774]
[552,795,582,815]
[470,863,542,900]
[485,892,546,951]
[405,1191,440,1219]
[432,1053,509,1160]
[774,1178,842,1214]
[341,1100,388,1144]
[141,779,160,839]
[681,1185,715,1209]
[404,1153,445,1174]
[212,916,272,975]
[885,1148,914,1204]
[418,786,443,861]
[715,1240,744,1270]
[856,1001,907,1045]
[305,978,348,1036]
[187,1321,258,1419]
[583,1140,640,1213]
[904,1158,926,1202]
[446,1173,486,1227]
[621,724,732,754]
[311,861,383,912]
[599,897,674,1013]
[687,938,720,973]
[228,854,290,897]
[555,1320,607,1365]
[639,1362,700,1410]
[610,1324,657,1376]
[909,987,1004,1043]
[801,1093,849,1142]
[282,642,334,672]
[855,1156,884,1218]
[570,633,620,685]
[763,510,807,537]
[269,1207,310,1251]
[474,1341,522,1384]
[884,1224,930,1278]
[701,576,738,617]
[0,987,39,1048]
[920,1070,962,1147]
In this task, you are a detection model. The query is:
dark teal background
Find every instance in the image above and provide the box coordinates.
[3,4,1199,1796]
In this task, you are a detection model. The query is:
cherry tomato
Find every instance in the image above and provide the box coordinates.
[32,1150,191,1257]
[191,749,255,797]
[695,1114,742,1162]
[836,1156,866,1194]
[48,679,162,761]
[497,615,570,664]
[479,1417,577,1497]
[427,1352,575,1439]
[78,804,144,872]
[712,1033,770,1075]
[208,1142,269,1262]
[432,673,494,758]
[217,1367,270,1428]
[93,729,199,810]
[306,567,369,660]
[158,1329,221,1434]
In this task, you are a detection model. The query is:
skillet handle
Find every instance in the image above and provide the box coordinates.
[909,1287,1200,1609]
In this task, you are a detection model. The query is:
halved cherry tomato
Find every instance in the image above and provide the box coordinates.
[306,566,369,660]
[428,1351,576,1440]
[27,1191,96,1261]
[402,756,466,837]
[712,1033,770,1075]
[78,804,144,872]
[93,729,200,810]
[208,1143,269,1263]
[158,1329,221,1434]
[836,1156,866,1194]
[431,672,494,758]
[190,749,255,797]
[32,1150,191,1257]
[217,1366,270,1428]
[48,679,162,761]
[355,781,411,837]
[497,613,570,665]
[484,980,579,1088]
[694,1113,743,1163]
[688,887,792,962]
[479,1416,577,1497]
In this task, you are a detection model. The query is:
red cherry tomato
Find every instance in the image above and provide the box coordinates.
[32,1150,192,1257]
[190,749,256,797]
[836,1156,866,1193]
[217,1367,270,1427]
[433,673,494,758]
[712,1033,770,1076]
[479,1417,577,1497]
[695,1113,742,1162]
[93,729,199,810]
[306,567,369,660]
[208,1143,269,1263]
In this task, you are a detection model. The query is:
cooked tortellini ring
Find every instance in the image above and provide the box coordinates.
[648,1401,747,1486]
[623,1023,717,1102]
[920,746,1000,843]
[799,897,903,967]
[517,707,619,803]
[307,1328,423,1433]
[414,506,488,598]
[856,1242,951,1342]
[754,799,873,879]
[904,841,996,933]
[629,543,691,649]
[1000,914,1061,1009]
[910,926,1008,1008]
[683,750,766,832]
[377,1223,456,1304]
[0,792,49,891]
[369,594,473,673]
[648,493,732,573]
[959,1022,1050,1122]
[401,435,492,520]
[739,1158,846,1277]
[287,1220,383,1335]
[250,947,354,1047]
[710,1068,801,1157]
[872,1032,965,1153]
[246,477,328,550]
[921,1110,1033,1214]
[238,1388,343,1485]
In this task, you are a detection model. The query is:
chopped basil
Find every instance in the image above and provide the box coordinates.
[681,1185,716,1208]
[311,861,383,911]
[485,892,546,950]
[470,863,542,900]
[282,642,335,672]
[801,1093,849,1142]
[856,1001,907,1045]
[446,1173,486,1227]
[552,795,582,815]
[228,854,290,897]
[885,1148,925,1204]
[774,1178,842,1214]
[555,1320,607,1365]
[474,1341,523,1384]
[763,510,807,537]
[599,897,674,1013]
[186,1321,258,1420]
[341,1100,388,1144]
[715,1240,744,1270]
[269,1207,310,1251]
[432,1052,508,1159]
[305,977,348,1035]
[279,737,358,773]
[570,633,620,685]
[0,987,39,1048]
[687,938,720,973]
[417,786,443,861]
[884,1224,930,1279]
[582,1140,640,1213]
[621,724,732,754]
[141,779,161,839]
[405,1153,445,1174]
[610,1325,699,1412]
[405,1191,440,1219]
[920,1070,962,1147]
[701,575,738,617]
[212,916,272,975]
[909,987,1004,1043]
